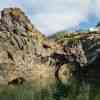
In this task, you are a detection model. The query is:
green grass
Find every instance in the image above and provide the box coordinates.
[0,80,100,100]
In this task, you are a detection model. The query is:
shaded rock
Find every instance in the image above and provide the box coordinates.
[58,64,74,85]
[50,30,100,83]
[8,77,26,85]
[1,7,100,88]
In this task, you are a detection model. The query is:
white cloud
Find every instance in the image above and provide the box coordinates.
[0,0,93,35]
[33,13,86,36]
[30,0,91,35]
[95,0,100,19]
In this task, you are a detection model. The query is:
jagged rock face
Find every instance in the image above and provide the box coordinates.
[1,8,86,88]
[52,31,100,82]
[0,8,56,88]
[64,46,87,67]
[0,8,35,33]
[54,31,100,65]
[0,8,45,44]
[1,8,97,88]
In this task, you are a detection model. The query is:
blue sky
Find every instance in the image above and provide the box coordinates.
[0,0,100,35]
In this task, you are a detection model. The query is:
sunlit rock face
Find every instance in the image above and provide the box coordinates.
[0,8,83,89]
[0,7,100,89]
[0,8,57,89]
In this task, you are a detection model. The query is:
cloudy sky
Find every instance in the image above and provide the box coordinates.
[0,0,100,35]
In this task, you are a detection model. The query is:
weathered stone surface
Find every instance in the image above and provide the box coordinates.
[1,7,100,88]
[51,30,100,82]
[0,8,56,88]
[58,64,73,85]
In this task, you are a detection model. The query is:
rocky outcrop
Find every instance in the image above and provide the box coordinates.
[0,7,99,88]
[0,8,82,88]
[53,30,100,83]
[0,8,56,88]
[0,7,88,88]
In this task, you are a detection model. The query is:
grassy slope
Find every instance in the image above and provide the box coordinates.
[0,80,100,100]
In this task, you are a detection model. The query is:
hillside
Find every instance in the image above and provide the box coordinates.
[0,7,100,100]
[0,8,56,88]
[0,7,99,87]
[0,8,82,88]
